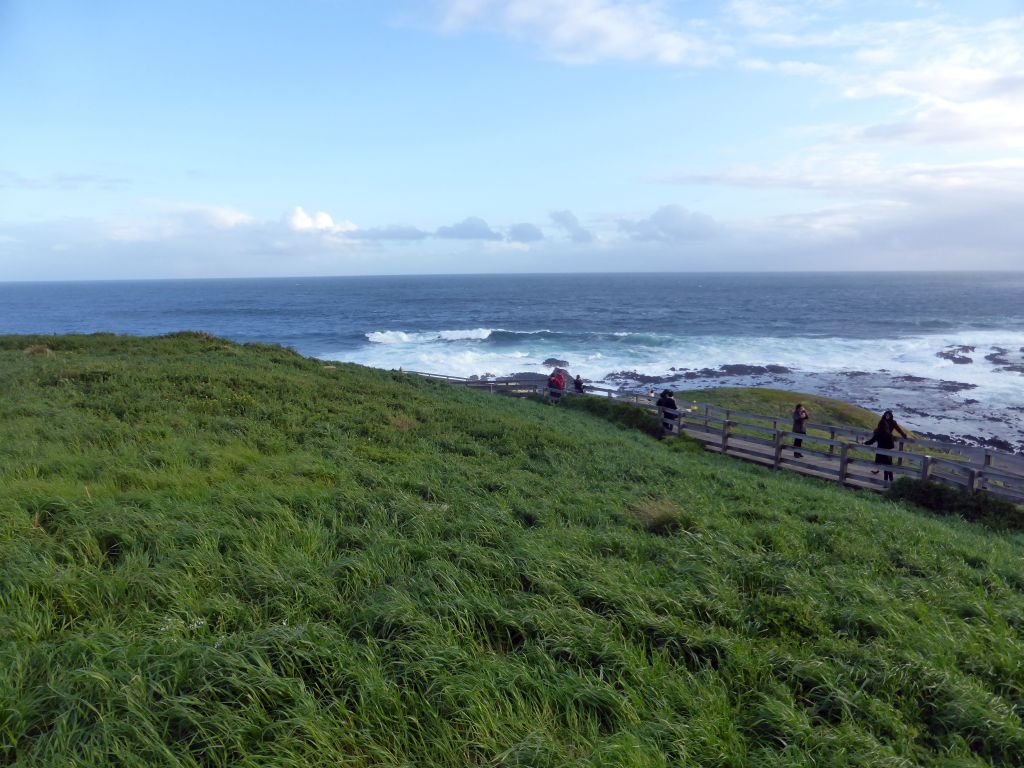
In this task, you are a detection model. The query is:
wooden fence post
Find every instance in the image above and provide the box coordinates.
[897,440,905,466]
[829,428,836,455]
[920,456,932,481]
[720,420,731,455]
[967,469,978,493]
[837,443,850,484]
[772,431,784,469]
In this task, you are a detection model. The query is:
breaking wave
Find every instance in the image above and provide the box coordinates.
[334,328,1024,398]
[366,328,496,344]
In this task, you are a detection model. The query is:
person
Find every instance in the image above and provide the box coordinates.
[792,403,808,458]
[657,389,679,435]
[864,410,908,483]
[547,369,566,405]
[573,374,585,394]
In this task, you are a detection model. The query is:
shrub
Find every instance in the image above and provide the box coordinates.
[22,344,54,356]
[886,477,1024,532]
[561,396,662,437]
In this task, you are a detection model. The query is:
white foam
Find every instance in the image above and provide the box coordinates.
[437,328,493,341]
[329,328,1024,408]
[367,328,496,344]
[366,330,416,344]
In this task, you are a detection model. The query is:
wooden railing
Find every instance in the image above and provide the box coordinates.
[405,371,1024,506]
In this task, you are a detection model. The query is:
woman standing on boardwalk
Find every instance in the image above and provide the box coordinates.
[657,389,679,435]
[547,369,566,405]
[792,403,808,458]
[865,410,908,484]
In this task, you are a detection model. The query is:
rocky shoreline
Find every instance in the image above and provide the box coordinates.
[494,344,1024,454]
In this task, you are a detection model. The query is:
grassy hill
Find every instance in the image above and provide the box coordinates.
[683,387,881,432]
[2,333,1023,767]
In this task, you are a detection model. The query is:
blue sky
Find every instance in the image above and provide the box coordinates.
[2,0,1022,279]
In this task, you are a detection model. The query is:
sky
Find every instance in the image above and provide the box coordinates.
[1,0,1022,279]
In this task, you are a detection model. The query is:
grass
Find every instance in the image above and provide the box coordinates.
[684,387,881,431]
[886,478,1024,532]
[2,333,1023,767]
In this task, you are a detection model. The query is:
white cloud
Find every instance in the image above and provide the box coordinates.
[550,210,594,242]
[666,156,1024,200]
[437,0,725,65]
[103,203,256,242]
[507,222,545,242]
[348,224,430,240]
[739,56,832,76]
[619,205,717,241]
[175,204,255,229]
[436,215,504,239]
[728,0,793,30]
[287,206,357,233]
[749,15,1024,148]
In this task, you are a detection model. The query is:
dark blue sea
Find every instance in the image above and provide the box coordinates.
[2,273,1023,447]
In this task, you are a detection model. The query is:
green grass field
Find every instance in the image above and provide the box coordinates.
[2,334,1023,767]
[681,387,881,432]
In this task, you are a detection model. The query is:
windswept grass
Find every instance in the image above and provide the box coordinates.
[1,334,1023,767]
[685,387,881,431]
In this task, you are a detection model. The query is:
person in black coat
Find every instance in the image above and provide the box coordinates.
[657,389,679,435]
[864,410,908,483]
[791,403,809,458]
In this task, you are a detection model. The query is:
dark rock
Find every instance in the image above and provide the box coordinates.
[606,370,685,385]
[898,406,946,420]
[985,346,1010,365]
[936,380,977,393]
[681,368,729,380]
[543,358,569,368]
[500,372,549,383]
[936,351,973,364]
[937,345,976,364]
[894,375,927,383]
[963,399,980,405]
[720,364,770,375]
[962,434,1016,453]
[839,370,871,378]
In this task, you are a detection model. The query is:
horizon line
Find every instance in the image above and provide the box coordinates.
[4,268,1024,285]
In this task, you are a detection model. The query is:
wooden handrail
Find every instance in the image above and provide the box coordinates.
[403,369,1024,503]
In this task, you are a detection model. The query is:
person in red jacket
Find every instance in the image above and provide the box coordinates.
[547,369,566,404]
[865,410,908,483]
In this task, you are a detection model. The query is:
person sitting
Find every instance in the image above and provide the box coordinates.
[656,389,679,435]
[573,374,585,394]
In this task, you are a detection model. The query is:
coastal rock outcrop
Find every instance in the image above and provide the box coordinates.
[937,345,975,364]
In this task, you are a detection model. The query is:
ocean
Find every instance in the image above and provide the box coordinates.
[2,272,1023,451]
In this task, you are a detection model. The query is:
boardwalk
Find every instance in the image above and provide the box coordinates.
[407,370,1024,506]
